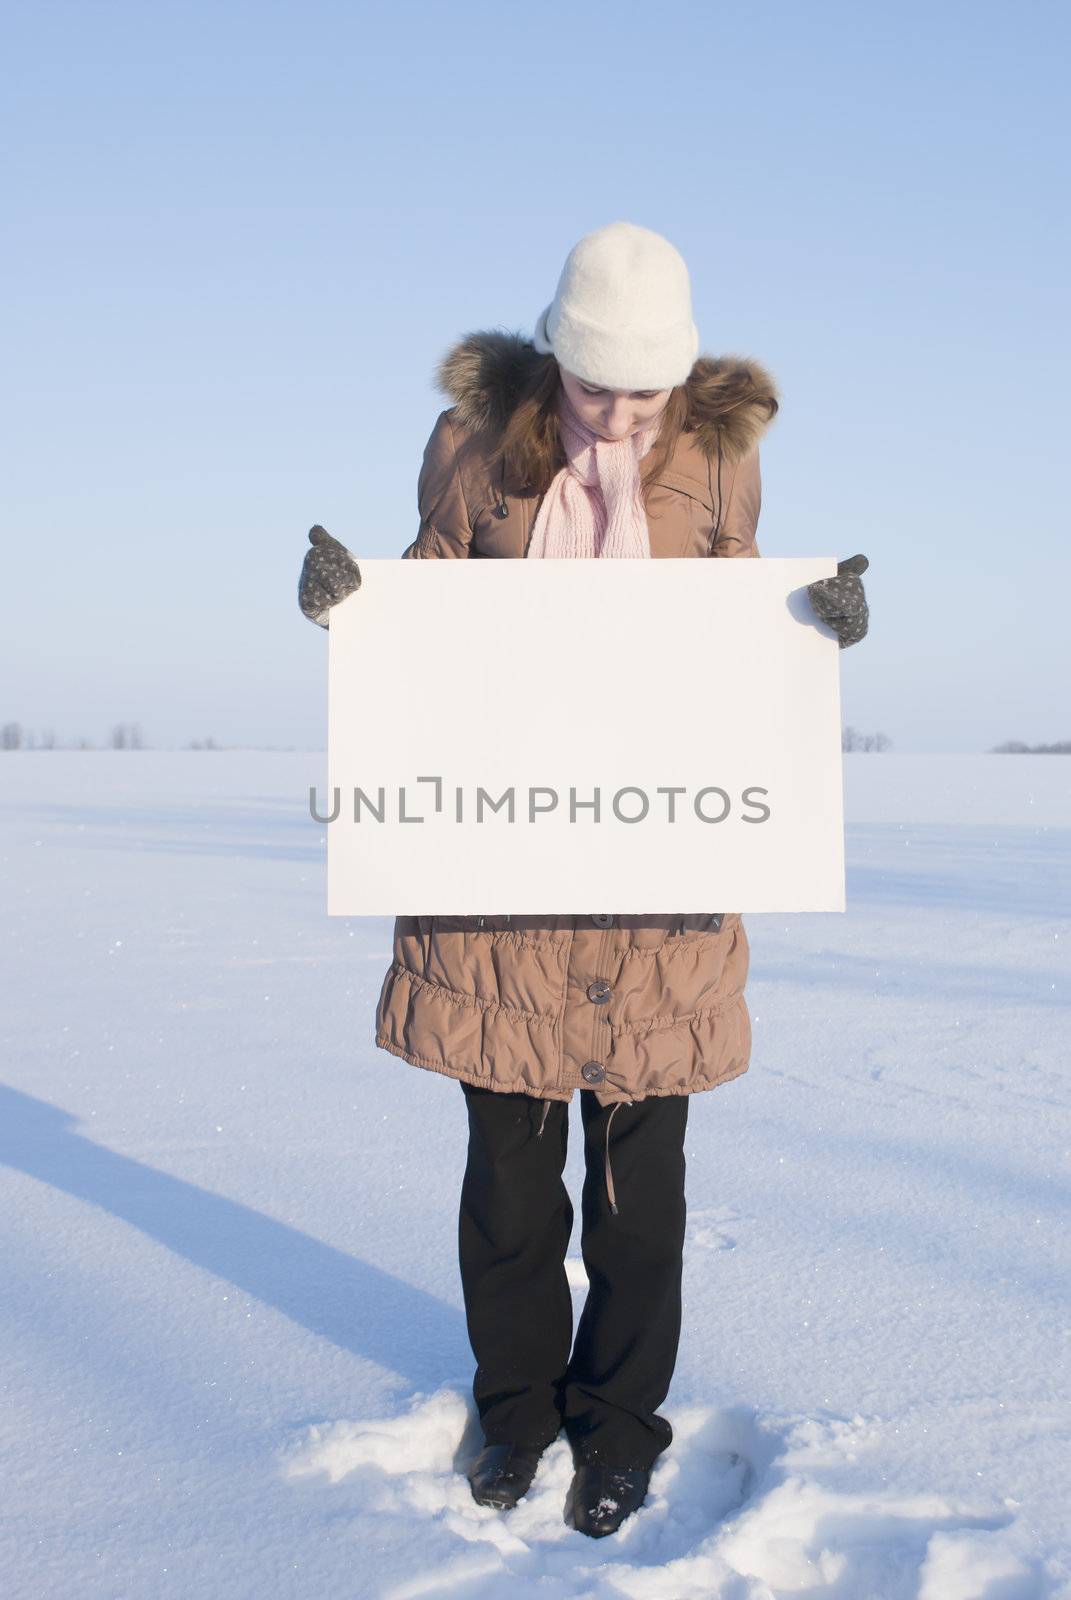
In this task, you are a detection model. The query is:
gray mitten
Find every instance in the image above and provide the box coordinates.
[806,553,869,648]
[298,525,362,628]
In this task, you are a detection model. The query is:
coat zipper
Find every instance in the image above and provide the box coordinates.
[521,489,549,556]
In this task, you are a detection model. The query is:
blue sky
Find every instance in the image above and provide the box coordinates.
[3,0,1067,751]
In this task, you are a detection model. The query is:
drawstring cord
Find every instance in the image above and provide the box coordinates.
[603,1102,624,1214]
[533,1089,631,1216]
[598,1069,635,1216]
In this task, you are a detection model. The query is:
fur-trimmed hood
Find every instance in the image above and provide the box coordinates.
[435,329,779,467]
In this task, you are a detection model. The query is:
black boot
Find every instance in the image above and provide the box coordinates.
[565,1461,652,1537]
[467,1442,548,1510]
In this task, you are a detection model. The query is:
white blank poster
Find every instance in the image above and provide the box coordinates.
[326,557,844,915]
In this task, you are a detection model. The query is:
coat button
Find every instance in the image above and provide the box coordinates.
[587,979,612,1004]
[581,1060,605,1084]
[591,914,613,928]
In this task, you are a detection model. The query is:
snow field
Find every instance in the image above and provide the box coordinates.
[1,752,1067,1597]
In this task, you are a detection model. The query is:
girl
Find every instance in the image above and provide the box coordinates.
[298,221,868,1538]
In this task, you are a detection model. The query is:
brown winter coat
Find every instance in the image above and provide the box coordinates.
[374,330,779,1119]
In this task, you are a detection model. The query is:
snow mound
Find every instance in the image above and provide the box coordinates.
[283,1387,470,1482]
[281,1391,1038,1599]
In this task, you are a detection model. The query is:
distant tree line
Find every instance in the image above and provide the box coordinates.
[842,726,891,752]
[1,722,227,750]
[991,739,1071,753]
[7,717,1063,755]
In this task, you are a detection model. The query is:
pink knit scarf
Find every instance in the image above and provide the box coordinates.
[525,388,663,559]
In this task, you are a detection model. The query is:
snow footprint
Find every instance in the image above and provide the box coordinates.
[706,1412,1034,1600]
[686,1202,742,1253]
[279,1388,755,1596]
[280,1395,1039,1600]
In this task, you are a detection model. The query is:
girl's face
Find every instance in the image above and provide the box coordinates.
[559,366,672,441]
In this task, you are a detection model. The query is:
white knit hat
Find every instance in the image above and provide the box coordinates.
[533,220,700,391]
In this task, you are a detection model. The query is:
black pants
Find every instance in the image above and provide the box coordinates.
[458,1082,689,1471]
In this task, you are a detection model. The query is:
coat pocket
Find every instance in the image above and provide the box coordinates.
[669,913,726,939]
